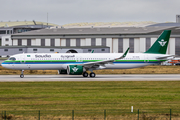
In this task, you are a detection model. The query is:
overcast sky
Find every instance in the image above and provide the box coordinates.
[0,0,180,25]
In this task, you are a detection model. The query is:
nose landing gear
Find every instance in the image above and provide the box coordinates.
[20,70,24,78]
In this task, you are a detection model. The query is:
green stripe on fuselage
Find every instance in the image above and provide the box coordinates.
[4,60,166,63]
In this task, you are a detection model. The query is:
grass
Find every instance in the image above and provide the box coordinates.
[0,81,180,111]
[0,57,7,60]
[0,81,180,119]
[1,65,180,119]
[0,65,180,75]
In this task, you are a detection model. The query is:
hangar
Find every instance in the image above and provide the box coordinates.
[0,46,109,57]
[0,20,57,46]
[10,24,180,56]
[1,16,180,57]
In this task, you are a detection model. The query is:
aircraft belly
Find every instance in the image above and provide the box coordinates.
[105,63,154,69]
[13,64,63,70]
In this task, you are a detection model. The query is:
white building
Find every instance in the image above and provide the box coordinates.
[0,20,58,47]
[1,18,180,56]
[10,24,180,56]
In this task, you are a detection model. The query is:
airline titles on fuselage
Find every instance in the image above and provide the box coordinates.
[61,55,75,58]
[35,54,51,58]
[33,54,76,60]
[34,54,76,58]
[30,54,141,60]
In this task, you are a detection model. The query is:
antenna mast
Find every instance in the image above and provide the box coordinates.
[47,12,48,27]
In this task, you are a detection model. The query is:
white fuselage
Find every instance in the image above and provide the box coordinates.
[1,53,166,70]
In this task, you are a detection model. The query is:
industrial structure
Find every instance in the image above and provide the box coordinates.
[0,20,57,46]
[1,16,180,57]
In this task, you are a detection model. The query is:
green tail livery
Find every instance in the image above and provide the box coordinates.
[145,30,171,54]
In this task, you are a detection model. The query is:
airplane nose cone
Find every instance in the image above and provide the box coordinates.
[1,61,10,69]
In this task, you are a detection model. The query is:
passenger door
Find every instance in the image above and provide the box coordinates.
[20,55,26,64]
[144,55,149,63]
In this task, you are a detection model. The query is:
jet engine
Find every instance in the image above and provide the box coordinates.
[67,65,84,75]
[58,70,67,74]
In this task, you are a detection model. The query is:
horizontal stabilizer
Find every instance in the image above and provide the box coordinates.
[156,55,175,60]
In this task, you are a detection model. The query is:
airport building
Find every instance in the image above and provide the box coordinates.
[0,20,57,46]
[1,16,180,57]
[0,20,58,57]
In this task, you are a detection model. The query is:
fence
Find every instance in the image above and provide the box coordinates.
[0,109,180,120]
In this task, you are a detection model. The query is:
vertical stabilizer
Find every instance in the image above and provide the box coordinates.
[145,30,171,54]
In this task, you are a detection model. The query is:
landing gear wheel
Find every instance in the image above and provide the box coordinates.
[20,74,24,78]
[83,72,88,77]
[90,72,96,78]
[20,70,24,78]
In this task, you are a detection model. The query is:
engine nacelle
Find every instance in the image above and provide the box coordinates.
[67,65,84,75]
[58,70,67,74]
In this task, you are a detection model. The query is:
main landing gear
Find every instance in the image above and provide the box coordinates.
[90,72,96,77]
[20,70,24,78]
[83,72,88,77]
[83,72,96,78]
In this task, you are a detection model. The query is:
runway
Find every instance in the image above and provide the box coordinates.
[0,74,180,82]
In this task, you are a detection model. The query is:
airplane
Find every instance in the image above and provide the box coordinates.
[1,30,173,78]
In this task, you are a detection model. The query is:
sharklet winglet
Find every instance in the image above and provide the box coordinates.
[116,47,129,60]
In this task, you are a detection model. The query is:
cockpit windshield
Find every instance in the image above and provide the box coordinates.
[8,57,16,60]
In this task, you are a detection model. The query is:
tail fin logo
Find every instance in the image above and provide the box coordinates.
[158,39,167,47]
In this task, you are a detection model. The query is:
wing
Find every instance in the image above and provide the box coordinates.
[79,48,130,69]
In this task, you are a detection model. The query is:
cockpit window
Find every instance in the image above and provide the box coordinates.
[8,57,16,60]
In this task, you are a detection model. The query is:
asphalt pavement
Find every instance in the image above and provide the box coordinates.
[0,74,179,82]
